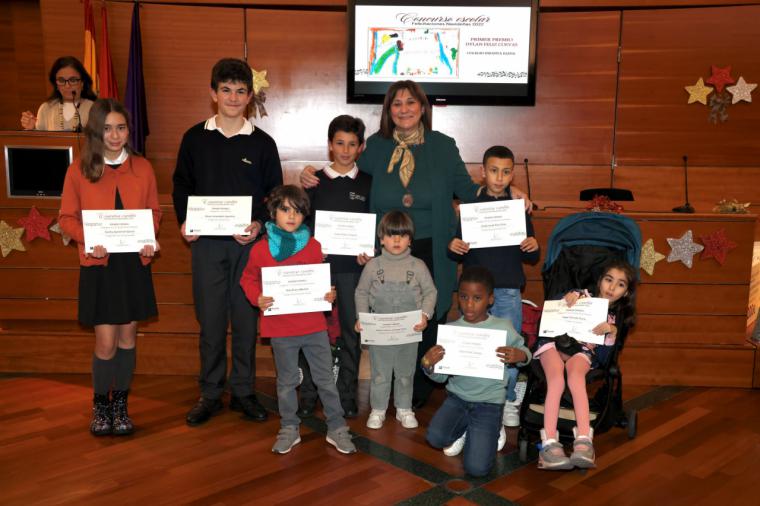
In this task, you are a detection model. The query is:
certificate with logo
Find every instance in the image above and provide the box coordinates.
[358,310,422,345]
[82,209,155,253]
[185,196,252,236]
[459,199,526,248]
[261,263,332,316]
[314,210,376,257]
[538,298,609,345]
[434,325,505,380]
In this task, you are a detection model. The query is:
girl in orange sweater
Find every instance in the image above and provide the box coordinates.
[59,98,161,436]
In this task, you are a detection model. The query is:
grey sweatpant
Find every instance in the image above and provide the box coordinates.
[368,342,418,411]
[270,331,346,431]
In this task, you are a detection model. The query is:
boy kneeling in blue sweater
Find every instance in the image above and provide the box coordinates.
[422,266,531,477]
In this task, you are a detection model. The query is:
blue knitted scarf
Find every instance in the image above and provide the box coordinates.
[265,221,310,261]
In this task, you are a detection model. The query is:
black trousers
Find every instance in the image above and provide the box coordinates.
[300,271,362,408]
[191,238,258,399]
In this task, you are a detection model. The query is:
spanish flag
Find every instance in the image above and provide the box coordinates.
[83,0,98,94]
[98,3,118,99]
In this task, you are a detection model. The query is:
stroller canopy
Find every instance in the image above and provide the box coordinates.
[542,212,641,300]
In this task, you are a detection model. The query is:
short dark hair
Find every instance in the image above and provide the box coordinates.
[379,80,433,138]
[459,266,495,294]
[47,56,97,102]
[482,145,515,166]
[267,185,310,220]
[328,115,366,145]
[210,58,253,92]
[377,210,414,240]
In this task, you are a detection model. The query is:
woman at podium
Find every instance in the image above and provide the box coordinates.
[20,56,97,131]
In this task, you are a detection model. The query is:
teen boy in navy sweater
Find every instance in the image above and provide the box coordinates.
[172,58,282,426]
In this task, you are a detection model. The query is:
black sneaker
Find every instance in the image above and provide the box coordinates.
[230,394,268,422]
[186,397,223,426]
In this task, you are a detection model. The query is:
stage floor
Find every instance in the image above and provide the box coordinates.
[1,374,758,505]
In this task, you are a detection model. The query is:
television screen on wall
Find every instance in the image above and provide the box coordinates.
[347,0,539,105]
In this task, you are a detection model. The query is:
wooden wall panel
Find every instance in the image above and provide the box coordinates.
[110,4,246,187]
[434,11,620,164]
[620,344,755,387]
[0,1,47,131]
[245,9,378,161]
[615,5,760,166]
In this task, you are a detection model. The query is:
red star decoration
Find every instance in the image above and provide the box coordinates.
[17,206,54,241]
[700,229,737,266]
[705,65,736,93]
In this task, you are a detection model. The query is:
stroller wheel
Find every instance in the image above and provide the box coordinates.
[627,410,638,439]
[518,438,529,462]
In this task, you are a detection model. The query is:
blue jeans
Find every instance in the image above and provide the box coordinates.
[505,365,519,402]
[426,393,503,477]
[490,288,522,332]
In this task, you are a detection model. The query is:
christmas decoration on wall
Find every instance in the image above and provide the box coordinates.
[640,238,666,276]
[250,68,269,119]
[685,65,754,123]
[585,195,624,214]
[705,65,735,93]
[713,199,750,214]
[666,230,704,268]
[700,229,737,266]
[727,76,757,104]
[17,206,53,241]
[684,77,713,105]
[49,222,72,246]
[0,220,26,257]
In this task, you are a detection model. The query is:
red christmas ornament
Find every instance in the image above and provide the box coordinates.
[700,228,737,265]
[705,65,736,93]
[17,206,54,241]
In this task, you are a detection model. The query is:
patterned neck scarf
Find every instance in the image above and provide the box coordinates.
[265,221,310,261]
[387,123,425,188]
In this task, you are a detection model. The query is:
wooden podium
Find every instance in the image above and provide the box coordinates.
[0,130,82,207]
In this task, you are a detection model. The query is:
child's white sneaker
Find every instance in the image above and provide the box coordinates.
[497,425,507,451]
[395,408,418,429]
[366,409,386,429]
[443,433,466,456]
[502,401,520,427]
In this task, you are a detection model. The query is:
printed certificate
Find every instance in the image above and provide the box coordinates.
[538,298,610,345]
[460,199,526,248]
[82,209,155,253]
[261,263,332,316]
[185,196,252,236]
[434,324,505,380]
[358,310,422,345]
[314,210,376,257]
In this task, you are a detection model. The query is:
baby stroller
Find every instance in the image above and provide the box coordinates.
[517,212,642,462]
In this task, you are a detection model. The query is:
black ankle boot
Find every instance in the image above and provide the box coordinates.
[111,390,134,435]
[90,393,112,436]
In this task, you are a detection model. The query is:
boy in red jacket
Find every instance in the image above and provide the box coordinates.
[240,185,356,455]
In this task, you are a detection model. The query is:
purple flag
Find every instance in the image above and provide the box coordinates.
[125,3,149,154]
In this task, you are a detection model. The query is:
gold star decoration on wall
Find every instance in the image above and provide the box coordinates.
[685,77,713,105]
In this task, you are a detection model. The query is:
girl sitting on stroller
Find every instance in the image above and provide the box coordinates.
[534,258,637,470]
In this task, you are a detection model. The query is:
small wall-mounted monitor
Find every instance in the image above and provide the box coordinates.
[5,145,73,198]
[348,0,539,105]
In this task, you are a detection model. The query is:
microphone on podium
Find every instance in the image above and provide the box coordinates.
[672,155,695,213]
[72,90,82,133]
